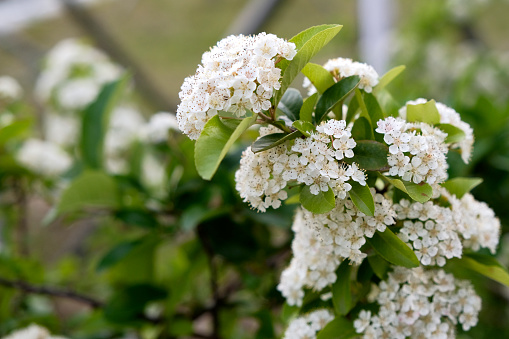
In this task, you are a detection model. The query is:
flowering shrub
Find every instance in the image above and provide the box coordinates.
[177,24,508,339]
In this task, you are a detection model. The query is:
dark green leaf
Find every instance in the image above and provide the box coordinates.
[251,131,301,153]
[316,317,357,339]
[367,255,390,279]
[368,228,419,268]
[374,65,406,94]
[195,114,257,180]
[96,239,143,272]
[441,177,482,199]
[349,140,388,171]
[301,63,336,93]
[348,182,374,216]
[300,92,318,122]
[351,117,372,140]
[345,96,359,124]
[300,184,335,214]
[315,76,360,124]
[332,260,353,315]
[114,209,158,229]
[57,170,119,215]
[279,88,303,121]
[406,99,440,125]
[364,92,385,128]
[438,123,466,144]
[274,24,343,107]
[80,74,130,169]
[450,253,509,287]
[292,120,316,137]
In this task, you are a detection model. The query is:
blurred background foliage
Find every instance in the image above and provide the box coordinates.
[0,0,508,338]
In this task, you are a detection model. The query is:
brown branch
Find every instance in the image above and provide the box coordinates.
[0,277,104,309]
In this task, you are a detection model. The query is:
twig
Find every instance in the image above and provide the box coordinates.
[0,277,104,309]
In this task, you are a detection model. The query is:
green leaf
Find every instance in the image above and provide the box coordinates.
[281,302,300,323]
[301,63,336,93]
[315,76,360,124]
[348,182,374,216]
[114,209,158,229]
[300,92,318,122]
[345,96,359,124]
[57,170,119,215]
[367,254,390,279]
[104,283,168,323]
[251,131,301,153]
[274,24,343,107]
[438,123,466,144]
[441,177,482,199]
[368,228,420,268]
[300,184,335,214]
[292,120,316,137]
[332,260,353,315]
[195,114,257,180]
[351,117,373,140]
[451,253,509,287]
[0,119,32,144]
[385,176,433,203]
[364,92,385,128]
[316,317,357,339]
[285,193,300,205]
[278,88,303,121]
[374,65,406,94]
[80,74,130,169]
[349,140,388,171]
[96,239,143,272]
[406,99,441,125]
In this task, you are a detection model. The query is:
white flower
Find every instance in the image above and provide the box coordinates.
[0,76,23,101]
[143,112,179,144]
[16,139,72,177]
[2,324,68,339]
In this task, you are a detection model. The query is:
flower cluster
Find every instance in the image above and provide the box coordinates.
[16,139,72,177]
[3,324,67,339]
[0,75,23,102]
[36,38,122,112]
[142,112,179,144]
[277,189,396,306]
[376,116,449,185]
[399,99,474,163]
[354,267,482,338]
[303,57,379,95]
[235,120,364,212]
[176,33,297,139]
[282,309,334,339]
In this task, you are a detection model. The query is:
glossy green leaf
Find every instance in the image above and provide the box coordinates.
[374,65,406,94]
[57,170,119,215]
[441,177,482,199]
[300,184,335,214]
[316,317,357,339]
[345,96,360,124]
[348,181,374,216]
[349,140,388,171]
[406,99,441,125]
[195,114,257,180]
[114,209,158,229]
[80,74,130,169]
[292,120,316,137]
[367,254,390,279]
[385,176,433,203]
[438,123,466,144]
[301,62,335,93]
[251,131,301,153]
[368,228,420,268]
[274,24,343,107]
[300,92,318,122]
[451,253,509,287]
[364,92,385,127]
[332,260,353,315]
[278,88,303,121]
[0,119,32,144]
[351,117,373,140]
[285,193,300,205]
[96,239,143,272]
[315,76,360,124]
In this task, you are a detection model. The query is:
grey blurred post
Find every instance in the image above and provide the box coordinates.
[357,0,395,74]
[225,0,285,36]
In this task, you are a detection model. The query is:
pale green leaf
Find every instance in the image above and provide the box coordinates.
[300,184,335,214]
[292,120,315,137]
[438,123,466,144]
[348,181,374,216]
[300,92,318,122]
[385,176,433,203]
[316,317,356,339]
[452,253,509,287]
[441,177,482,199]
[374,65,406,94]
[368,228,420,268]
[301,63,335,93]
[406,99,441,125]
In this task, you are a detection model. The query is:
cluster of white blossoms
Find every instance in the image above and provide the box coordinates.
[35,38,122,112]
[303,57,379,95]
[354,267,482,338]
[16,139,72,177]
[142,112,179,144]
[176,33,297,139]
[0,76,23,102]
[282,309,334,339]
[235,120,365,212]
[2,324,67,339]
[399,99,474,163]
[376,116,449,185]
[277,190,396,306]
